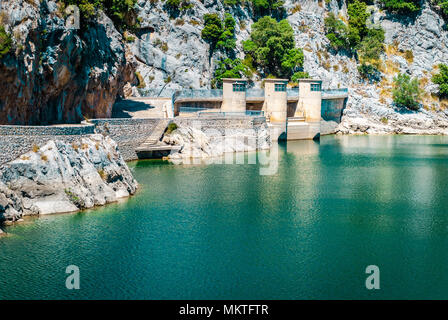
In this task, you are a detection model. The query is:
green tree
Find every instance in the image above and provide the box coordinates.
[250,0,285,17]
[324,13,351,51]
[243,16,304,78]
[212,58,252,88]
[380,0,421,14]
[291,71,310,82]
[392,73,422,110]
[0,26,12,59]
[347,0,369,41]
[201,13,236,54]
[357,27,385,61]
[432,64,448,97]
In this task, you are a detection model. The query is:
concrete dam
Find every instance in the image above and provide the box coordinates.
[128,78,348,141]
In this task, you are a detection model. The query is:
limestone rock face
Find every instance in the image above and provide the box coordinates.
[0,134,138,222]
[162,123,271,163]
[0,0,136,124]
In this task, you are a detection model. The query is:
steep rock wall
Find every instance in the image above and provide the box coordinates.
[0,0,136,125]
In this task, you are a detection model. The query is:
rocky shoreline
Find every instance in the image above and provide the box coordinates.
[0,134,138,231]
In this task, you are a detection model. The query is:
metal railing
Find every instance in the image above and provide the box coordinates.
[178,106,213,113]
[175,89,223,101]
[322,88,348,98]
[198,110,264,117]
[246,88,265,98]
[138,88,179,98]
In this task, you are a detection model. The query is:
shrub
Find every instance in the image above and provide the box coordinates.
[250,0,285,17]
[0,26,12,59]
[62,0,138,29]
[212,58,252,88]
[291,71,310,82]
[165,0,193,15]
[357,28,385,61]
[358,64,381,83]
[325,0,383,56]
[392,73,422,110]
[224,0,241,6]
[432,64,448,97]
[380,0,421,14]
[324,13,351,51]
[243,16,304,78]
[166,122,178,134]
[32,145,40,153]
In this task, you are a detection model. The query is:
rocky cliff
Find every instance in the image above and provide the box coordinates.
[0,0,136,125]
[0,134,138,225]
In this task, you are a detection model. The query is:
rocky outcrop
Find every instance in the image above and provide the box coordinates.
[0,134,138,223]
[162,122,271,163]
[0,0,136,125]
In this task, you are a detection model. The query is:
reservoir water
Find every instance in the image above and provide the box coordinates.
[1,135,448,299]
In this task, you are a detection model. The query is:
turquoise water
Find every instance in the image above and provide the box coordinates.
[1,135,448,299]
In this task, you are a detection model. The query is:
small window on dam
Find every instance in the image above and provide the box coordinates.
[311,83,321,91]
[233,83,246,92]
[275,84,286,92]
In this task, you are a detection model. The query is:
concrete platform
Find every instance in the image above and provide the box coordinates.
[135,144,181,159]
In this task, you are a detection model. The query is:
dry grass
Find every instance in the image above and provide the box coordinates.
[189,19,200,26]
[333,65,339,72]
[72,143,79,151]
[95,143,100,150]
[41,155,48,162]
[97,169,106,180]
[290,4,301,14]
[403,50,414,64]
[175,18,185,26]
[20,155,30,161]
[32,145,39,153]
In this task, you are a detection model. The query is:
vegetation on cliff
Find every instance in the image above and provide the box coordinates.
[432,64,448,97]
[62,0,138,29]
[0,26,11,59]
[201,13,236,54]
[380,0,421,14]
[392,73,422,110]
[325,0,385,82]
[212,58,252,88]
[243,16,304,79]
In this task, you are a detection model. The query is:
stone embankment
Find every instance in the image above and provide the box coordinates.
[0,134,138,226]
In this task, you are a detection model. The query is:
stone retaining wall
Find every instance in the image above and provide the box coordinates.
[90,118,160,161]
[0,124,95,165]
[174,116,267,135]
[0,116,268,165]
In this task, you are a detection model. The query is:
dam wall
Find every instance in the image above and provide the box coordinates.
[0,124,95,165]
[174,116,268,136]
[90,118,160,161]
[321,96,348,123]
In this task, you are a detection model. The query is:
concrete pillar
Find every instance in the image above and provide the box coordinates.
[297,79,322,122]
[221,78,247,113]
[263,79,288,123]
